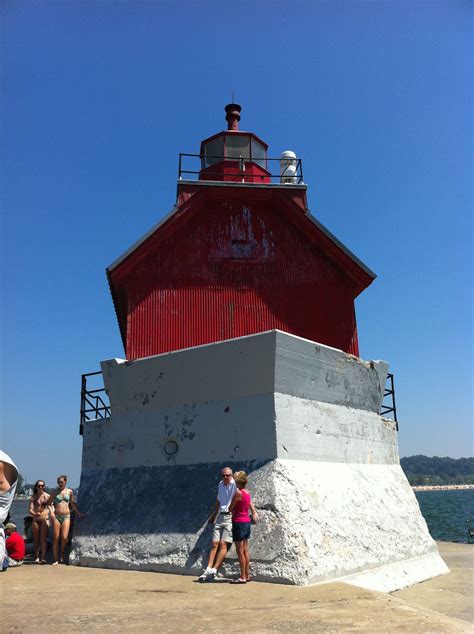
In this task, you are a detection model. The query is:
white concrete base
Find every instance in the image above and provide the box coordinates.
[246,459,448,589]
[71,458,448,591]
[339,551,449,593]
[73,331,447,591]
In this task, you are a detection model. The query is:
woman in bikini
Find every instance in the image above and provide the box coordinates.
[228,471,258,584]
[47,474,84,565]
[29,480,51,564]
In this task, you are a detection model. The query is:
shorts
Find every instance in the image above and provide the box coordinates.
[212,513,233,544]
[232,522,251,542]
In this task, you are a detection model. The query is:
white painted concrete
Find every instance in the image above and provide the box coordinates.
[274,394,398,464]
[82,393,277,470]
[101,329,387,415]
[100,330,277,411]
[72,458,447,591]
[247,459,448,588]
[340,551,450,593]
[274,330,388,413]
[73,330,447,591]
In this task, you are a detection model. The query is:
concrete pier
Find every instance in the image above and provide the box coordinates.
[71,330,448,590]
[2,542,472,633]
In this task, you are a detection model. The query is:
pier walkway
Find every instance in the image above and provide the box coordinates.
[2,542,472,632]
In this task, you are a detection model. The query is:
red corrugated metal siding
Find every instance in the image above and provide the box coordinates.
[119,195,360,360]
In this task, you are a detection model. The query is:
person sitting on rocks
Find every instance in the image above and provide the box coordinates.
[23,516,34,542]
[0,451,19,571]
[5,523,25,567]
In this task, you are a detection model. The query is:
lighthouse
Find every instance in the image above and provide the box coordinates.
[72,105,448,591]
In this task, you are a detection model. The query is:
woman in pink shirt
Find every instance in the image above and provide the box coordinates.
[229,471,258,584]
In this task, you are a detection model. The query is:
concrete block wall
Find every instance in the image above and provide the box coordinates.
[83,330,391,471]
[72,330,448,591]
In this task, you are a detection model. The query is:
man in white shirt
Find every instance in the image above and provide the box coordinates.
[199,466,237,581]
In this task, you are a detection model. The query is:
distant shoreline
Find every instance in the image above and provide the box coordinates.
[412,484,474,491]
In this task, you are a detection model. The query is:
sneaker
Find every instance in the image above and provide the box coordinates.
[205,568,217,581]
[198,567,212,581]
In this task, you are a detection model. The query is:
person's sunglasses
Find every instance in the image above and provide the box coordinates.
[37,484,45,488]
[221,474,232,478]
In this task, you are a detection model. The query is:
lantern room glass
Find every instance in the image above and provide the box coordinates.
[225,135,251,161]
[204,136,224,167]
[251,139,266,168]
[202,133,267,171]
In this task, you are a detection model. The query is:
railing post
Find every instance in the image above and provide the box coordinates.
[390,374,398,431]
[79,374,86,436]
[380,372,398,431]
[80,371,111,434]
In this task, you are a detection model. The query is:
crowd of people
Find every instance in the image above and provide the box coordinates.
[2,451,256,582]
[1,450,84,570]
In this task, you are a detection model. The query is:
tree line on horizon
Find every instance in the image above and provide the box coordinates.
[400,455,474,486]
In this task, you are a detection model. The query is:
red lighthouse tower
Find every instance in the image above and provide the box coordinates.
[107,104,375,361]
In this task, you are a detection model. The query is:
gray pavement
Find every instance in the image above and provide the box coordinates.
[1,542,472,633]
[393,542,473,625]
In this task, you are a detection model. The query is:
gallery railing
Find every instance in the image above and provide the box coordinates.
[79,371,110,435]
[380,372,398,430]
[177,154,304,184]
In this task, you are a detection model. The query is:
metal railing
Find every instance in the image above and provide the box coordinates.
[80,371,110,435]
[380,372,398,430]
[178,154,304,184]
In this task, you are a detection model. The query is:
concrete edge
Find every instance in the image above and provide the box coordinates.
[330,550,450,593]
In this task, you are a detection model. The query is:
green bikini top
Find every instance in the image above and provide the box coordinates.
[54,491,71,504]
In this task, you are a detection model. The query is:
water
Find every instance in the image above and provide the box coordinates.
[8,490,474,543]
[415,489,474,544]
[9,499,30,534]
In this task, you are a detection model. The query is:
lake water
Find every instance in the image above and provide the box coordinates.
[414,489,473,543]
[9,489,474,544]
[9,499,31,531]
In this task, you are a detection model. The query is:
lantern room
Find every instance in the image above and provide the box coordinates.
[199,104,271,183]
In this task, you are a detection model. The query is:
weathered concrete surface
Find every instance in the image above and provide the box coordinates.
[2,543,471,633]
[274,395,398,463]
[74,330,445,591]
[71,459,447,591]
[86,330,389,470]
[274,330,388,413]
[81,394,276,469]
[104,329,387,415]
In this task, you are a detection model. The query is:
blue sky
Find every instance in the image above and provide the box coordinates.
[1,1,471,487]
